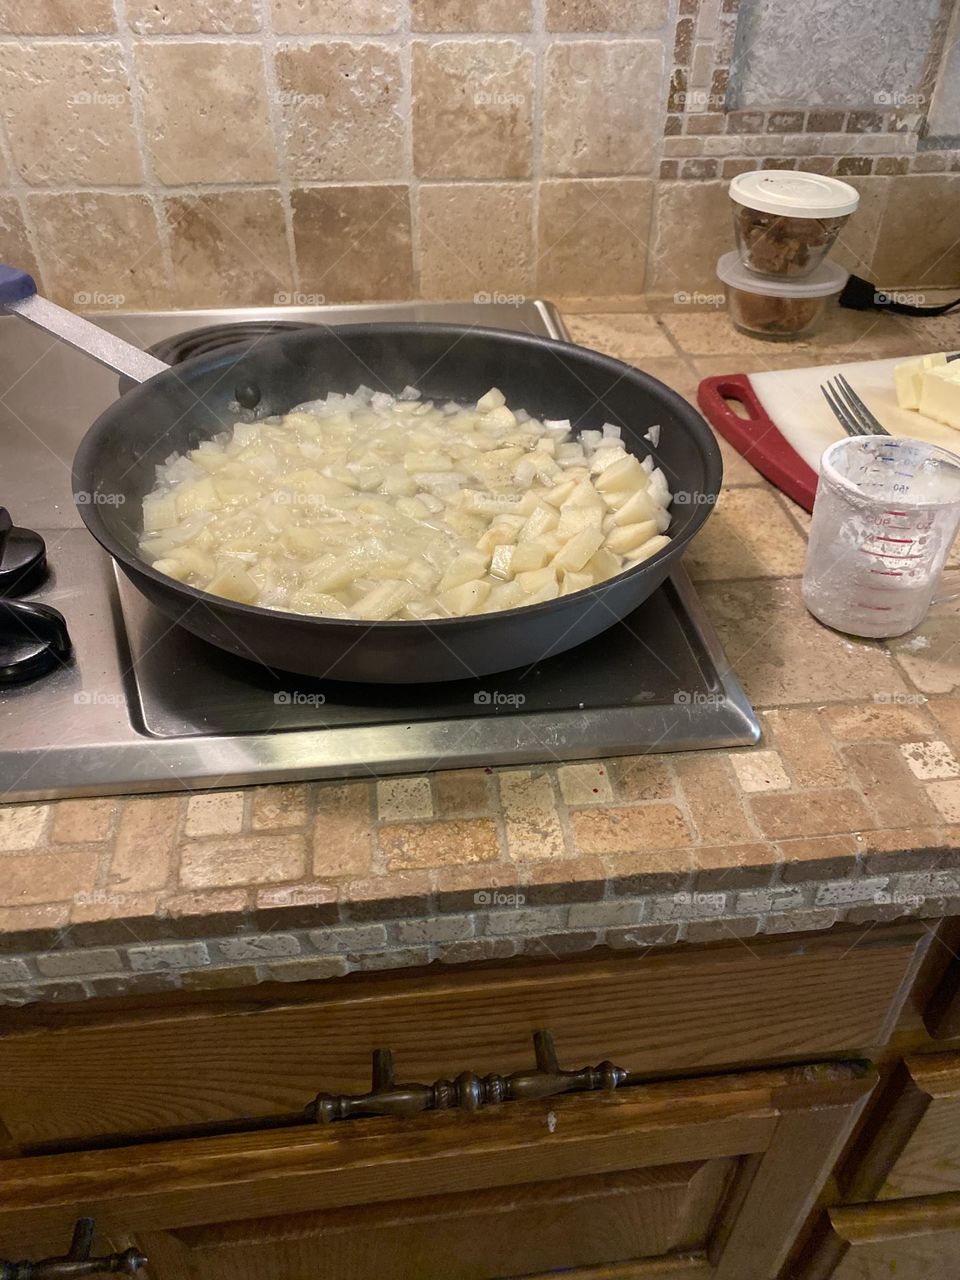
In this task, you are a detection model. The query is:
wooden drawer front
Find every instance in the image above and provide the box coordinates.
[0,1062,875,1280]
[0,924,922,1149]
[814,1194,960,1280]
[139,1161,732,1280]
[844,1054,960,1202]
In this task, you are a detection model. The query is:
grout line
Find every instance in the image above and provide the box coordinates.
[258,0,300,292]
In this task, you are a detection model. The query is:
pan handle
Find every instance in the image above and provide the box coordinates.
[0,265,170,385]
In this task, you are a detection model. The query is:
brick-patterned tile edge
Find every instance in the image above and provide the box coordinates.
[1,864,957,1006]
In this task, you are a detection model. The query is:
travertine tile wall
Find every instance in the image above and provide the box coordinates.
[0,0,957,312]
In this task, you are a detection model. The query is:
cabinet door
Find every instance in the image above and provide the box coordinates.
[842,1054,960,1202]
[813,1194,960,1280]
[0,1061,874,1280]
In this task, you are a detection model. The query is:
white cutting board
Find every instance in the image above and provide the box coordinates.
[749,355,960,472]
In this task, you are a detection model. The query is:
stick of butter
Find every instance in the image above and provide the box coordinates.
[894,352,949,411]
[918,363,960,431]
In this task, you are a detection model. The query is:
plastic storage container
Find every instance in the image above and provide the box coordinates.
[716,251,848,341]
[729,171,859,279]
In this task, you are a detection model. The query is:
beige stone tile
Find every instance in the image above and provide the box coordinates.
[412,0,532,30]
[165,190,291,307]
[28,193,167,308]
[700,579,911,706]
[110,795,181,892]
[683,487,808,581]
[499,769,567,859]
[927,780,960,822]
[563,312,676,361]
[0,804,49,852]
[185,790,246,837]
[434,769,494,816]
[749,790,874,840]
[674,754,754,843]
[50,799,117,844]
[889,604,960,694]
[731,750,791,792]
[376,777,434,821]
[0,198,40,282]
[292,185,414,302]
[571,804,690,853]
[0,42,140,185]
[829,176,891,278]
[0,849,99,907]
[693,841,778,890]
[842,742,939,828]
[900,740,960,781]
[312,782,373,878]
[872,176,960,288]
[538,179,654,296]
[135,42,275,184]
[378,818,501,869]
[182,834,306,888]
[823,701,935,742]
[276,41,404,182]
[546,0,668,29]
[557,762,615,805]
[762,709,847,788]
[1,1,114,31]
[608,755,675,802]
[272,0,402,32]
[646,182,730,298]
[251,783,310,830]
[542,41,663,177]
[418,182,533,299]
[928,699,960,749]
[125,0,259,32]
[413,40,534,180]
[777,834,861,883]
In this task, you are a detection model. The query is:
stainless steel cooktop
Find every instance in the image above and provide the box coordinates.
[0,299,758,800]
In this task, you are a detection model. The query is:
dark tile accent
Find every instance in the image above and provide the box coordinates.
[723,158,756,177]
[875,157,909,175]
[687,113,725,135]
[660,160,680,179]
[766,111,806,133]
[681,158,720,179]
[665,113,683,136]
[846,110,885,134]
[807,109,847,133]
[668,68,688,113]
[727,110,766,134]
[836,156,873,175]
[761,158,798,169]
[674,17,695,64]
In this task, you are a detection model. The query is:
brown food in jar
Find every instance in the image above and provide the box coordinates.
[735,206,845,277]
[729,286,822,337]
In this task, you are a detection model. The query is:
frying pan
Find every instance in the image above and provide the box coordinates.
[0,265,722,683]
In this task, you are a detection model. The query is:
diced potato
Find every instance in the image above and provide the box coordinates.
[518,502,559,542]
[404,451,453,473]
[557,503,604,538]
[175,477,222,518]
[563,479,605,510]
[604,519,658,555]
[595,454,648,494]
[477,387,506,413]
[438,549,491,592]
[142,493,178,532]
[477,522,520,553]
[304,554,355,592]
[489,543,514,579]
[542,478,578,507]
[152,557,190,583]
[205,562,259,604]
[627,534,671,565]
[588,548,622,582]
[483,405,518,432]
[608,488,658,527]
[211,474,260,505]
[553,526,605,573]
[509,539,552,574]
[396,496,431,520]
[438,579,491,616]
[560,569,593,596]
[485,580,525,611]
[525,579,560,605]
[289,589,348,616]
[516,565,558,594]
[352,580,415,620]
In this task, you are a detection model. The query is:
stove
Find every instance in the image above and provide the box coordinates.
[0,300,758,801]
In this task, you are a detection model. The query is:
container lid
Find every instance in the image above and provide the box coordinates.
[729,170,860,219]
[716,250,849,298]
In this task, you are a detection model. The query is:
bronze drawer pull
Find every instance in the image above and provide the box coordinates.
[308,1029,628,1123]
[0,1218,146,1279]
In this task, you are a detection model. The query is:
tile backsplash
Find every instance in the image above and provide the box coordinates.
[0,0,957,311]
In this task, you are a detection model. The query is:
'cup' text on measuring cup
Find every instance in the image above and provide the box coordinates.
[801,435,960,639]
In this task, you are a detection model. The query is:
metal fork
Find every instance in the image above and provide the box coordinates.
[820,373,890,437]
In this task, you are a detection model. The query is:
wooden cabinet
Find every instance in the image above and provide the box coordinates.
[0,1062,874,1280]
[809,1195,960,1280]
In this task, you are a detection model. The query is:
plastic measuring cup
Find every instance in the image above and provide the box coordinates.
[801,435,960,638]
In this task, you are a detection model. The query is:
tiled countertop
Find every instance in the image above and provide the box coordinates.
[2,302,960,1006]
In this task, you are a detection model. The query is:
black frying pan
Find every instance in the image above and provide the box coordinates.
[0,267,721,683]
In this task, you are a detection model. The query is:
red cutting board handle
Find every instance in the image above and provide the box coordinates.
[698,373,819,512]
